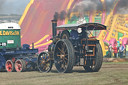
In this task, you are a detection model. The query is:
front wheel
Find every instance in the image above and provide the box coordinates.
[37,52,53,72]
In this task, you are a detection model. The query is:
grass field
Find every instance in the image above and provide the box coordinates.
[0,62,128,85]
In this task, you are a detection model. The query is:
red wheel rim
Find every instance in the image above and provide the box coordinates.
[15,60,23,72]
[6,61,13,72]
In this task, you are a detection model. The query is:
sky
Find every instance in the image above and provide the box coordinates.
[0,0,30,15]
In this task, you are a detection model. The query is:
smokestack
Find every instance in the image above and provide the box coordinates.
[51,20,57,37]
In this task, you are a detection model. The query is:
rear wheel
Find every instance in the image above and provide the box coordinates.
[83,43,103,72]
[61,30,70,39]
[5,60,14,72]
[37,52,53,72]
[15,59,26,72]
[54,39,74,73]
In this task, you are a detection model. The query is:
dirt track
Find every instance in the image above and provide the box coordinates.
[0,62,128,85]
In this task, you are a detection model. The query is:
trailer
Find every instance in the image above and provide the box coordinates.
[0,23,38,72]
[37,20,106,73]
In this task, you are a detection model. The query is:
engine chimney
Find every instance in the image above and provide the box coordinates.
[51,20,57,37]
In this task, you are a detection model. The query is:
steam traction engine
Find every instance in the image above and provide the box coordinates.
[37,20,106,73]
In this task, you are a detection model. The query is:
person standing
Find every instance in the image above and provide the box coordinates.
[109,44,113,58]
[119,43,124,58]
[125,44,128,57]
[113,44,118,58]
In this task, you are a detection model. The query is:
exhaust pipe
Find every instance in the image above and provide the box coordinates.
[51,20,57,37]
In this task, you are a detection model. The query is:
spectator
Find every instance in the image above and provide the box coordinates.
[119,43,124,58]
[105,46,111,58]
[125,44,128,57]
[113,44,118,58]
[108,44,113,58]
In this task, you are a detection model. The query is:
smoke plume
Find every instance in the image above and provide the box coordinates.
[53,10,66,20]
[53,0,128,21]
[116,0,128,14]
[60,10,66,20]
[105,0,128,14]
[53,12,59,20]
[53,0,103,20]
[72,0,102,16]
[105,0,115,13]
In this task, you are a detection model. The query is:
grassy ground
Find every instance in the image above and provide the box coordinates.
[0,62,128,85]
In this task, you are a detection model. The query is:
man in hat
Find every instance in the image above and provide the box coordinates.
[119,43,124,58]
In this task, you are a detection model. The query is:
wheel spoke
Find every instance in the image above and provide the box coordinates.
[60,61,66,70]
[57,59,63,64]
[46,58,50,63]
[42,65,46,70]
[44,54,47,59]
[40,63,50,71]
[62,43,67,53]
[64,57,68,61]
[58,47,65,54]
[57,54,61,57]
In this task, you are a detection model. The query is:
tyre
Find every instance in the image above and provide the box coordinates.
[37,52,53,72]
[5,60,14,72]
[54,39,74,73]
[61,30,70,39]
[83,43,103,72]
[15,59,26,72]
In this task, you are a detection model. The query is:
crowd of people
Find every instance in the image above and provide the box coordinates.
[106,43,128,58]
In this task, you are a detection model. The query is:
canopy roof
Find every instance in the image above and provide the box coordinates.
[0,23,20,29]
[57,23,106,30]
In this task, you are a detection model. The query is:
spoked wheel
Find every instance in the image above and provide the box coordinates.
[83,43,103,72]
[37,52,53,72]
[15,59,26,72]
[54,39,74,73]
[5,60,14,72]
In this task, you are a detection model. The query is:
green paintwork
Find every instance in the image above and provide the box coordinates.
[0,29,21,49]
[118,32,123,40]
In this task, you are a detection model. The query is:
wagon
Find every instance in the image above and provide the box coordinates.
[0,23,38,72]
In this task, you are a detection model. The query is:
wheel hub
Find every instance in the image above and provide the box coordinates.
[60,55,65,59]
